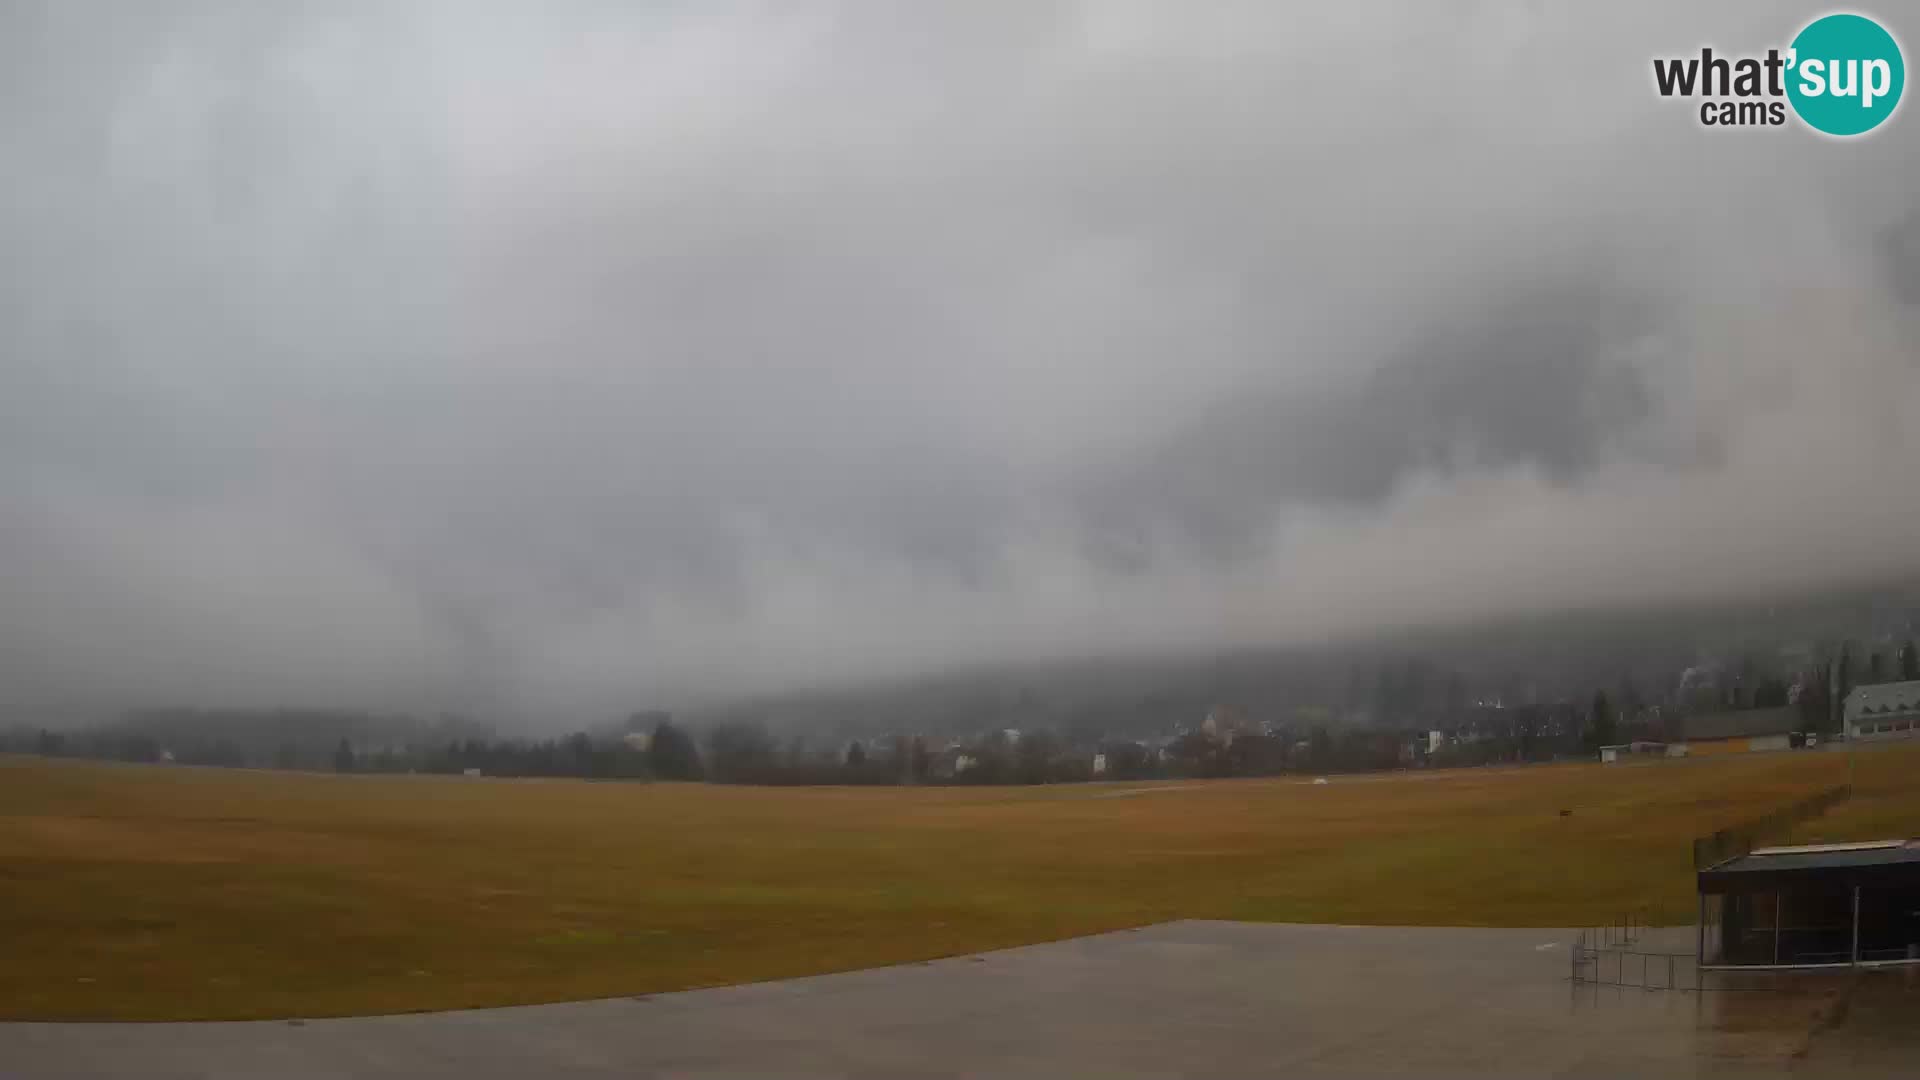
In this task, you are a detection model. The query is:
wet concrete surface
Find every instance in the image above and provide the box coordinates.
[4,920,1915,1078]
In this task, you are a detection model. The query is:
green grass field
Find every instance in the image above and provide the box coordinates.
[3,746,1916,1021]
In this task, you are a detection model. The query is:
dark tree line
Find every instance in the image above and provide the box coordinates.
[1,715,930,786]
[15,635,1912,784]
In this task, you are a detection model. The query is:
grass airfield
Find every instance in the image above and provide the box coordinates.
[3,744,1913,1020]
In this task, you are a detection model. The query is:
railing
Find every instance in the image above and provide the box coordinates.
[1571,933,1700,990]
[1569,912,1725,991]
[1568,908,1851,990]
[1576,907,1650,952]
[1690,784,1852,869]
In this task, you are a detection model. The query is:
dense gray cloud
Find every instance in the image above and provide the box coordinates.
[3,2,1918,723]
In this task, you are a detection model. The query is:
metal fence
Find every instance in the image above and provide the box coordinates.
[1571,934,1702,990]
[1572,909,1704,991]
[1572,783,1862,991]
[1570,912,1804,992]
[1690,784,1852,870]
[1576,907,1651,952]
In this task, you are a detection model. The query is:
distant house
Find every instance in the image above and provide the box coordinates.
[1200,705,1247,746]
[1674,706,1800,756]
[1599,740,1667,764]
[1677,665,1726,713]
[1845,681,1920,743]
[1397,734,1426,766]
[926,748,968,781]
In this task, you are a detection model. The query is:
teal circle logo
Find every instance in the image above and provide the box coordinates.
[1787,13,1905,136]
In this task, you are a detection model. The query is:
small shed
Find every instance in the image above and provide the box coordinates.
[1600,740,1666,763]
[1697,840,1920,968]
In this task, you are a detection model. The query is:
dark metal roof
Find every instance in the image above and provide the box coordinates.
[1709,842,1920,872]
[1681,706,1799,742]
[1698,840,1920,892]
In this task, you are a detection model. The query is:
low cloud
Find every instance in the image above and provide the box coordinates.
[2,2,1917,723]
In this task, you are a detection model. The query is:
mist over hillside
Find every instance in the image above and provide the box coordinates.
[675,581,1920,742]
[8,580,1917,753]
[4,4,1919,726]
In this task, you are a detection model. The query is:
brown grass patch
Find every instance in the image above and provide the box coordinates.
[1,744,1914,1020]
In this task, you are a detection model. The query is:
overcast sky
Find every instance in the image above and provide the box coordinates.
[3,2,1918,722]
